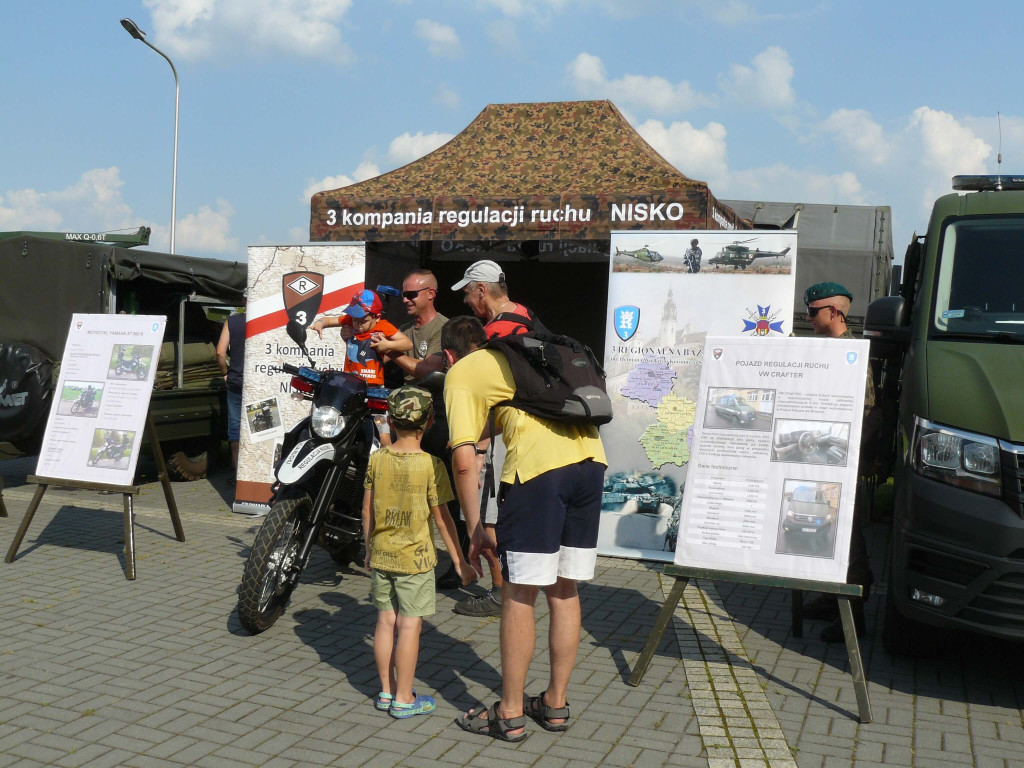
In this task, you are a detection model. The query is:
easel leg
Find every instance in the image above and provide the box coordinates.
[627,576,688,687]
[791,589,804,638]
[123,492,136,580]
[0,477,8,517]
[838,597,872,723]
[5,484,48,562]
[146,413,185,542]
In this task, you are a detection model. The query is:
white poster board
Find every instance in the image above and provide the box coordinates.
[36,313,166,485]
[600,230,797,561]
[675,335,869,583]
[234,243,366,512]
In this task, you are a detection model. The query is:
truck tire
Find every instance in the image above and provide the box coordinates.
[0,343,53,446]
[166,450,209,481]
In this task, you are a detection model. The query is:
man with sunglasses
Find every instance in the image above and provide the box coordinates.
[386,269,447,383]
[801,281,878,642]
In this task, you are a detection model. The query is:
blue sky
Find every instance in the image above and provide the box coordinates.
[2,1,1021,263]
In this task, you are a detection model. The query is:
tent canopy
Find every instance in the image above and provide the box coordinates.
[311,100,746,242]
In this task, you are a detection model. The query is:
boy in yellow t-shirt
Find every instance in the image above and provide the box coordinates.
[361,385,477,719]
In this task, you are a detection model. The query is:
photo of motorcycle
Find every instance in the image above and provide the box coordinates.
[89,435,128,466]
[71,387,97,414]
[236,320,389,634]
[116,353,147,380]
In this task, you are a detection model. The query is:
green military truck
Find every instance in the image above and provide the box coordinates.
[865,175,1024,654]
[0,230,246,478]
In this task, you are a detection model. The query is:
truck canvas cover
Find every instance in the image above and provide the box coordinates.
[0,235,246,361]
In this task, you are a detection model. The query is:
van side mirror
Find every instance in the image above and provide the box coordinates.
[864,296,911,349]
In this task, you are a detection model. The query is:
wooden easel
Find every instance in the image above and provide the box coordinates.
[0,477,8,518]
[4,413,185,580]
[628,564,872,723]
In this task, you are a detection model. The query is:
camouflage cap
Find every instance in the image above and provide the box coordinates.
[387,386,433,430]
[803,281,853,306]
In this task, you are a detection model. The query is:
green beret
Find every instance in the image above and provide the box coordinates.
[803,281,853,305]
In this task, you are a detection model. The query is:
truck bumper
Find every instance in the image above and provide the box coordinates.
[891,471,1024,639]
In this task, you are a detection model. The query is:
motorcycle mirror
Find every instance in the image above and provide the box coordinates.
[419,370,446,392]
[285,319,316,366]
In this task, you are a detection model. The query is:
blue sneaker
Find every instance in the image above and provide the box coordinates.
[389,693,436,719]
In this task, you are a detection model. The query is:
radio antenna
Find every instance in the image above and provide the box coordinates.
[997,112,1003,169]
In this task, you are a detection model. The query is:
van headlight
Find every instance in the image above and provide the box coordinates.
[311,406,344,439]
[912,417,1001,496]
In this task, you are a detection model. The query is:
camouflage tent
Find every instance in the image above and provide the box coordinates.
[310,100,746,243]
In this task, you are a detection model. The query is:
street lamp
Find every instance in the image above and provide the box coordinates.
[120,17,179,254]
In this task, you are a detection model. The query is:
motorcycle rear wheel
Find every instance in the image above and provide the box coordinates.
[237,494,311,634]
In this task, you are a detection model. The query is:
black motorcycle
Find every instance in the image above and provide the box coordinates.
[89,439,125,465]
[236,320,387,634]
[116,354,147,380]
[71,389,96,414]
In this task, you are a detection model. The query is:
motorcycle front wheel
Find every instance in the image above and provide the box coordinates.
[237,494,311,634]
[71,401,81,414]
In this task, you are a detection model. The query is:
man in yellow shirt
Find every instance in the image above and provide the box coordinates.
[445,317,607,742]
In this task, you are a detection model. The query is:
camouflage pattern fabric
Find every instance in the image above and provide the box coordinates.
[310,100,750,242]
[387,386,433,430]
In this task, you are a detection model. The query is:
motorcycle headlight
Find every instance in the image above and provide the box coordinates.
[311,405,345,439]
[912,417,1001,497]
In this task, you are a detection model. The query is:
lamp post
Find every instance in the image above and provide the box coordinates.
[120,18,179,255]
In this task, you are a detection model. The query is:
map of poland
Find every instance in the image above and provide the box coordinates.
[620,361,676,407]
[638,393,697,468]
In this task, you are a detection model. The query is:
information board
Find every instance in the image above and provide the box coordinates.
[599,229,798,561]
[674,335,869,583]
[36,313,166,485]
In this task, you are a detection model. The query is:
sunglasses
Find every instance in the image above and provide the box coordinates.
[402,287,430,301]
[806,304,832,318]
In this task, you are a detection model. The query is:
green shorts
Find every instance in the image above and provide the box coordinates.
[370,570,436,617]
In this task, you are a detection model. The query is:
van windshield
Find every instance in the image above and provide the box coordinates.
[792,486,818,502]
[933,216,1024,340]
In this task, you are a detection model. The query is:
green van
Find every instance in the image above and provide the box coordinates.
[865,175,1024,654]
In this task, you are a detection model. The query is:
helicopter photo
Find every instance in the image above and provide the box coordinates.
[708,239,792,270]
[614,244,664,263]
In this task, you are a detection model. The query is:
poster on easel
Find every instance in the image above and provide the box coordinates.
[675,335,868,583]
[599,230,797,562]
[35,313,166,485]
[234,243,366,513]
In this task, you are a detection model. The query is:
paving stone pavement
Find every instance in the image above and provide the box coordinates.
[1,457,1023,767]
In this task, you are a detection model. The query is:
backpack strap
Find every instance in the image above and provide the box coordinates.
[479,409,497,517]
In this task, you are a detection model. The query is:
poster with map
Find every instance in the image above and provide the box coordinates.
[598,230,798,561]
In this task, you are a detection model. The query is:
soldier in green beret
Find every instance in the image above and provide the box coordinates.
[801,281,877,642]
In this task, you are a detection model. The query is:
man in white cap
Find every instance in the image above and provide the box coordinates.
[451,259,541,339]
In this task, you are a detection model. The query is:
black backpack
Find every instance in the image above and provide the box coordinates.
[482,313,613,427]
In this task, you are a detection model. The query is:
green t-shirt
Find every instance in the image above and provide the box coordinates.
[400,313,447,381]
[363,447,454,574]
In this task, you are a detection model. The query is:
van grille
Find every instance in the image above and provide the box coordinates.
[999,441,1024,518]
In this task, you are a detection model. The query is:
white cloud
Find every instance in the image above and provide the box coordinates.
[143,0,354,62]
[821,108,891,165]
[302,162,381,202]
[175,198,239,254]
[0,167,133,232]
[414,19,461,58]
[635,119,730,186]
[568,52,712,113]
[433,83,460,109]
[718,46,795,109]
[907,107,991,213]
[726,165,867,206]
[486,19,522,54]
[387,132,454,165]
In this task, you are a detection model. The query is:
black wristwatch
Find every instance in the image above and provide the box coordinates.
[474,446,488,455]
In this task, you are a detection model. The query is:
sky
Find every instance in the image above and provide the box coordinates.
[2,0,1021,265]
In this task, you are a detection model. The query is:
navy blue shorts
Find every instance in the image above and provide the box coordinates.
[496,459,604,586]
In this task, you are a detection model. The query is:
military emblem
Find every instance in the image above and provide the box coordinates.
[713,348,723,359]
[742,304,785,336]
[846,351,858,365]
[283,272,324,330]
[614,305,640,341]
